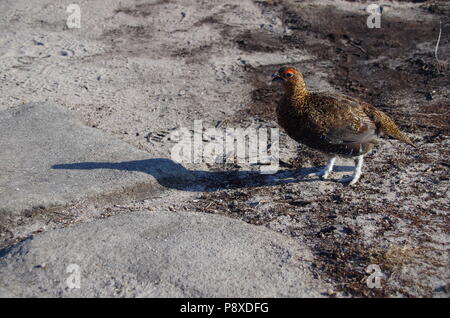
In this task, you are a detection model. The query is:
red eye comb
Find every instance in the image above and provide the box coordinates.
[282,68,296,75]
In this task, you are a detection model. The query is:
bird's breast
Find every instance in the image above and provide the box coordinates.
[277,100,318,140]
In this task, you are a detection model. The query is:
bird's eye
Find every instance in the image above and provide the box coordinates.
[284,72,294,78]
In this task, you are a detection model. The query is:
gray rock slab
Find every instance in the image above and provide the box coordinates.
[0,210,327,297]
[0,102,194,217]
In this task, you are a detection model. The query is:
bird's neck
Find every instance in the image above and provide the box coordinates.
[284,82,309,104]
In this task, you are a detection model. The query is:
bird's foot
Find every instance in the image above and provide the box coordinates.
[307,167,331,179]
[339,155,364,186]
[306,166,332,179]
[338,174,360,186]
[339,174,354,184]
[306,158,336,180]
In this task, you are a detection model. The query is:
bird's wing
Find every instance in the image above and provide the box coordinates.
[317,92,416,147]
[323,123,377,145]
[309,92,378,146]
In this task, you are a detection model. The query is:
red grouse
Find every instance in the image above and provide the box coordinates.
[272,66,416,185]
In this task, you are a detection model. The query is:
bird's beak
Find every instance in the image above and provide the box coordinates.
[271,72,282,83]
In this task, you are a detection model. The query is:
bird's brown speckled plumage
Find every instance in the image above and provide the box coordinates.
[274,66,416,157]
[272,66,416,185]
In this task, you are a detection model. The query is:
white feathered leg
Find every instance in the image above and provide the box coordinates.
[340,155,364,185]
[308,157,336,179]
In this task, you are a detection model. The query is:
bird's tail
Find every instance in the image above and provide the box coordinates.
[390,130,417,148]
[371,108,417,148]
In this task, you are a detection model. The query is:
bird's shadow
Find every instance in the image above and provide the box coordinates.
[52,158,354,192]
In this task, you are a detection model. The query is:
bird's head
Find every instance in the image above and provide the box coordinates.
[271,66,306,91]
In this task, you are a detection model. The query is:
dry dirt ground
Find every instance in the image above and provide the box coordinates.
[0,0,449,297]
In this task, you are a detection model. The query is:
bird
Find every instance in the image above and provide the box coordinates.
[271,66,416,185]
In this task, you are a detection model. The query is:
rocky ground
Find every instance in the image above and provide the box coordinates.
[0,0,448,297]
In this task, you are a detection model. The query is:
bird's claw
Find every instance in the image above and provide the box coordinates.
[339,175,357,186]
[306,168,330,179]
